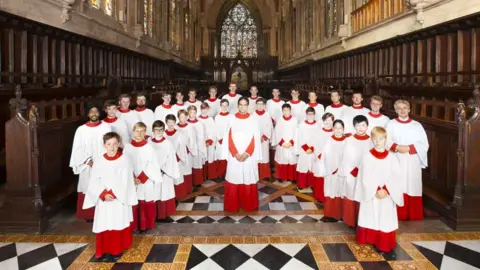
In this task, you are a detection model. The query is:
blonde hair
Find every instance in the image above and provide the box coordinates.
[177,109,188,118]
[133,122,147,132]
[187,105,197,112]
[371,95,383,103]
[371,126,387,138]
[394,99,410,109]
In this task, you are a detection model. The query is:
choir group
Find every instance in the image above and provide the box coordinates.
[69,82,429,260]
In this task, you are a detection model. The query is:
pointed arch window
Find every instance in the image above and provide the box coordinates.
[220,3,258,58]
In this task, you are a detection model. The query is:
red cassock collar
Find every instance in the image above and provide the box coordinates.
[290,99,301,104]
[219,112,229,116]
[177,123,188,128]
[255,110,266,116]
[331,135,346,141]
[395,118,412,124]
[118,108,130,113]
[162,104,172,109]
[250,96,258,100]
[331,103,343,108]
[103,117,118,123]
[86,121,102,127]
[235,112,250,119]
[151,137,166,143]
[308,102,318,107]
[208,98,217,102]
[104,151,123,160]
[176,102,184,106]
[199,115,209,119]
[354,133,370,140]
[352,104,364,109]
[130,140,147,147]
[135,107,146,112]
[227,92,237,97]
[283,115,292,121]
[368,112,383,118]
[187,118,198,123]
[165,129,177,136]
[272,98,281,103]
[187,99,197,103]
[305,120,317,125]
[322,128,333,132]
[370,148,389,159]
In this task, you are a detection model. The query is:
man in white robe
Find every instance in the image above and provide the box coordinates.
[266,88,285,125]
[149,120,181,219]
[306,91,325,123]
[296,107,320,189]
[214,99,231,179]
[187,105,207,186]
[248,86,261,113]
[312,113,334,202]
[177,110,198,193]
[355,127,404,254]
[366,95,390,135]
[123,122,162,231]
[199,103,217,180]
[325,90,347,121]
[70,104,111,221]
[116,94,141,137]
[386,99,429,221]
[222,97,262,212]
[343,91,370,134]
[272,104,298,182]
[287,89,307,124]
[185,88,202,117]
[83,132,136,259]
[340,115,372,227]
[173,91,187,113]
[222,82,242,113]
[135,93,155,136]
[254,98,273,181]
[154,92,176,122]
[204,86,221,118]
[103,100,130,148]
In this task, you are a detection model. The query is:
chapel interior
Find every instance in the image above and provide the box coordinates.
[1,0,480,269]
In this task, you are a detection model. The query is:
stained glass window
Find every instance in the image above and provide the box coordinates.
[143,0,153,37]
[105,0,113,16]
[91,0,99,9]
[220,4,258,58]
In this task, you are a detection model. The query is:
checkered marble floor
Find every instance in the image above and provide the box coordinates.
[2,233,480,269]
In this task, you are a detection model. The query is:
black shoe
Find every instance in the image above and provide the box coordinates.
[111,253,123,261]
[320,216,338,223]
[100,254,112,262]
[86,219,93,223]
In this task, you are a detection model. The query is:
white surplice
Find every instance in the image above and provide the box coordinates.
[342,105,371,134]
[325,103,347,122]
[214,112,231,162]
[173,102,186,114]
[248,96,261,113]
[69,122,111,193]
[296,120,321,173]
[187,119,206,169]
[366,112,390,136]
[154,104,176,122]
[266,99,285,124]
[272,116,298,165]
[83,153,137,233]
[222,93,242,113]
[149,137,181,201]
[254,110,273,165]
[135,108,155,135]
[165,128,191,178]
[177,123,198,170]
[312,128,334,178]
[306,102,325,123]
[288,100,307,123]
[116,109,141,137]
[103,117,130,148]
[322,136,347,198]
[185,100,202,116]
[199,115,216,165]
[204,98,221,118]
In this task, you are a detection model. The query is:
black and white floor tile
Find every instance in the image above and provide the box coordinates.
[413,240,480,270]
[166,214,324,224]
[0,242,87,270]
[186,243,318,270]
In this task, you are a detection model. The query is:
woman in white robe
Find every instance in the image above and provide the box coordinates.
[222,97,262,212]
[123,122,162,231]
[199,104,217,180]
[312,113,334,202]
[83,132,137,259]
[296,107,320,189]
[272,104,298,182]
[355,127,404,253]
[254,98,273,181]
[214,100,231,179]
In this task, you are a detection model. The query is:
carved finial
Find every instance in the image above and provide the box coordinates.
[29,104,39,123]
[61,0,76,23]
[9,85,28,115]
[456,102,466,125]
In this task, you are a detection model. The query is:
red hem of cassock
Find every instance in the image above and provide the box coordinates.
[95,226,132,258]
[342,198,359,227]
[224,181,259,212]
[76,192,95,220]
[356,226,396,252]
[258,163,271,180]
[324,197,342,220]
[174,183,188,200]
[132,200,156,231]
[216,160,227,178]
[297,172,315,189]
[313,177,325,202]
[206,162,218,179]
[275,162,297,181]
[156,198,176,219]
[183,174,193,195]
[397,194,424,221]
[192,168,204,185]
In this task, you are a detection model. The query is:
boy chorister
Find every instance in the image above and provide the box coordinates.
[272,103,298,182]
[355,127,404,255]
[134,93,155,136]
[214,99,231,179]
[149,120,180,220]
[186,106,207,186]
[287,89,307,123]
[204,86,220,118]
[165,114,191,198]
[366,95,390,135]
[222,82,242,113]
[386,99,429,221]
[321,119,348,222]
[296,107,320,189]
[83,132,137,260]
[176,110,198,193]
[123,122,162,231]
[103,100,130,148]
[154,92,176,122]
[306,91,325,123]
[186,88,202,116]
[266,88,285,124]
[254,98,273,180]
[70,104,111,221]
[199,103,217,180]
[173,91,187,112]
[312,113,335,202]
[248,86,261,113]
[342,91,370,134]
[325,90,347,121]
[116,94,141,137]
[340,115,372,227]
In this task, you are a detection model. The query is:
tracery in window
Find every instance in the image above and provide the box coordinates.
[105,0,113,16]
[220,3,258,58]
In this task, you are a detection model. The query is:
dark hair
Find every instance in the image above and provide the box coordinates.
[165,114,177,122]
[118,94,131,101]
[322,112,335,121]
[220,98,230,105]
[104,99,117,109]
[103,132,121,144]
[256,98,266,104]
[209,85,217,90]
[152,120,165,130]
[353,115,369,127]
[306,107,316,114]
[330,89,340,95]
[188,88,197,93]
[282,103,291,110]
[177,109,188,117]
[352,90,363,96]
[136,92,148,99]
[333,119,345,129]
[201,102,210,109]
[238,97,249,106]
